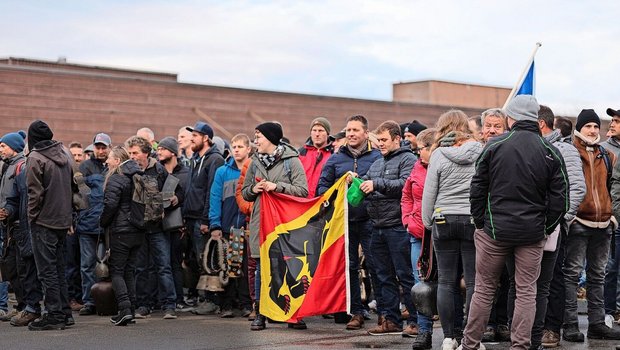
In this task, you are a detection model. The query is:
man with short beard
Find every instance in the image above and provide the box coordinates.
[75,133,111,316]
[182,122,225,312]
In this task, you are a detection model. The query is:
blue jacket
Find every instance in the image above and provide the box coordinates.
[317,142,381,222]
[75,156,107,235]
[208,158,246,233]
[184,146,225,225]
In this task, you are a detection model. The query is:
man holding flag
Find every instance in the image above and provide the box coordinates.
[317,115,381,330]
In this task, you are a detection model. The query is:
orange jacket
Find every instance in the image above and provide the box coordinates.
[235,158,253,219]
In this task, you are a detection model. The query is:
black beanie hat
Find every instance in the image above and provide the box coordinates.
[27,120,53,151]
[255,122,283,146]
[575,109,601,132]
[406,121,428,136]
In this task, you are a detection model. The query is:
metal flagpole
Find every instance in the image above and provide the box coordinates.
[502,42,542,109]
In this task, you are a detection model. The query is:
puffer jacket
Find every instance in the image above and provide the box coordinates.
[75,156,107,235]
[26,140,74,230]
[573,131,616,228]
[209,157,246,233]
[242,143,308,258]
[422,141,483,228]
[363,146,416,228]
[401,160,427,238]
[601,137,620,157]
[470,121,568,244]
[298,137,334,198]
[316,141,381,222]
[100,160,143,234]
[544,129,586,222]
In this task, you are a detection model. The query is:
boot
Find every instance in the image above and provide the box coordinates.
[587,322,620,340]
[250,303,266,331]
[562,323,584,342]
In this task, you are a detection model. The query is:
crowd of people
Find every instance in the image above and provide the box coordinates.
[1,96,620,350]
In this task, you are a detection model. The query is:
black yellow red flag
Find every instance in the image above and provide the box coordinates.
[259,174,349,323]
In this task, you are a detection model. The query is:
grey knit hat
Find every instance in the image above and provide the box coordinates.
[158,136,178,155]
[504,95,540,123]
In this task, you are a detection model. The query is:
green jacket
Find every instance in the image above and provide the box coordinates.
[242,143,308,258]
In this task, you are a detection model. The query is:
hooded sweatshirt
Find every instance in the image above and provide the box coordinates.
[422,141,483,228]
[26,140,73,230]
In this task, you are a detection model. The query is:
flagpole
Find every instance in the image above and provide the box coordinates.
[502,42,542,109]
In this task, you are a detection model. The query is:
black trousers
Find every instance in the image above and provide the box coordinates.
[109,232,144,310]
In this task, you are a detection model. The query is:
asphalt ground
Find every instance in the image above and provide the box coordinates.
[1,306,618,350]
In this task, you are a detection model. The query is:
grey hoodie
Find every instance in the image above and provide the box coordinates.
[26,140,74,230]
[422,141,483,228]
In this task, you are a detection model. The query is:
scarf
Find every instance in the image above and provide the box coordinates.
[257,144,285,170]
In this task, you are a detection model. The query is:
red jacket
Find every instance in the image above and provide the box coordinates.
[401,160,427,239]
[298,138,334,197]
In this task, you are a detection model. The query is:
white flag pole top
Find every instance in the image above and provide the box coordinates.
[502,42,542,109]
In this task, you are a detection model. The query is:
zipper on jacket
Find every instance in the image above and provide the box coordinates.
[588,151,602,222]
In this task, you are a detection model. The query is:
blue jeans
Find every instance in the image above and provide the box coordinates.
[0,282,7,312]
[371,226,416,325]
[78,234,99,307]
[349,220,380,315]
[135,232,177,310]
[410,236,433,333]
[604,228,620,314]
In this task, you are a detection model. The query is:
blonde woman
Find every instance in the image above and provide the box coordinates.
[99,147,144,326]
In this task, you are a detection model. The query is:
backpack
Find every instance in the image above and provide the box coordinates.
[129,172,164,229]
[599,146,613,192]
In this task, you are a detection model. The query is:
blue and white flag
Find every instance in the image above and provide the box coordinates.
[503,43,541,108]
[516,60,535,96]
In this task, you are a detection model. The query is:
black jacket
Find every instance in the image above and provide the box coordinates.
[364,146,416,228]
[26,140,74,230]
[100,160,142,234]
[470,120,568,244]
[183,146,225,225]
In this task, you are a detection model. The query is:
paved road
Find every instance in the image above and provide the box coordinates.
[1,308,617,350]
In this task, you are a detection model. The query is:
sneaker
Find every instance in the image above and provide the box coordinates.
[220,309,234,318]
[192,301,220,315]
[346,314,365,330]
[241,308,252,318]
[496,324,511,341]
[78,305,96,316]
[28,314,65,331]
[0,308,19,322]
[110,308,134,326]
[541,329,560,348]
[402,323,418,338]
[175,302,194,312]
[163,309,177,319]
[587,322,620,340]
[10,310,40,327]
[367,318,403,335]
[481,326,496,342]
[411,331,433,350]
[562,324,584,342]
[441,337,458,350]
[134,306,151,319]
[69,299,84,312]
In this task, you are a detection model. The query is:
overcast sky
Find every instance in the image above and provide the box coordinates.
[2,1,619,118]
